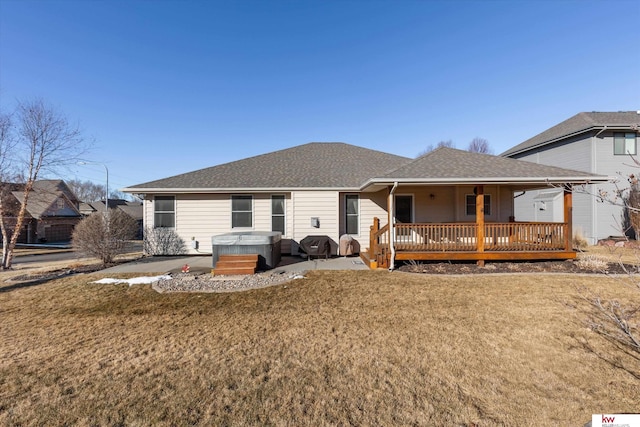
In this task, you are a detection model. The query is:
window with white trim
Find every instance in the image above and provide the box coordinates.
[345,194,359,235]
[466,194,491,216]
[154,196,175,228]
[231,195,253,228]
[271,195,285,234]
[614,132,637,155]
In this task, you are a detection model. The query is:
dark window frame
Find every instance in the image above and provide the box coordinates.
[154,195,175,228]
[394,194,414,223]
[466,194,491,216]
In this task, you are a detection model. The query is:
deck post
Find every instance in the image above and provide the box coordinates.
[564,187,573,251]
[370,217,380,266]
[476,185,485,266]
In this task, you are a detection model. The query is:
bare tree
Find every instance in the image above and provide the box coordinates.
[0,99,88,269]
[72,209,138,265]
[417,140,454,157]
[109,189,138,202]
[0,110,18,266]
[570,158,640,357]
[467,137,492,154]
[624,174,640,239]
[67,179,107,202]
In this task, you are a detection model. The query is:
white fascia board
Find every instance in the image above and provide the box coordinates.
[121,186,361,194]
[360,176,612,189]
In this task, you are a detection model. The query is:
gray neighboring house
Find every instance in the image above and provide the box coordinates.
[502,111,640,244]
[79,199,144,239]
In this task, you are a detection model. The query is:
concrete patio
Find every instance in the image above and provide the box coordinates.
[100,255,369,275]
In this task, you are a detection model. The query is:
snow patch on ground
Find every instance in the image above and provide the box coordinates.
[92,275,172,286]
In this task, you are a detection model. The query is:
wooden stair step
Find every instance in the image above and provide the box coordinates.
[216,260,256,268]
[218,254,259,262]
[213,266,256,275]
[213,254,258,276]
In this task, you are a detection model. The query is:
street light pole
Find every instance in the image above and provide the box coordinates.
[77,161,109,214]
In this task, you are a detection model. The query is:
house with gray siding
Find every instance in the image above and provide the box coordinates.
[123,142,608,268]
[502,111,640,244]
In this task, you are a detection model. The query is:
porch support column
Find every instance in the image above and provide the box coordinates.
[476,185,485,266]
[564,186,573,251]
[388,182,399,270]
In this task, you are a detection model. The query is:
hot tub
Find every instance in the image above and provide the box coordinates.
[211,231,282,270]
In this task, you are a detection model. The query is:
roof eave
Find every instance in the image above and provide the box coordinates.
[361,176,612,189]
[121,186,362,194]
[502,125,639,157]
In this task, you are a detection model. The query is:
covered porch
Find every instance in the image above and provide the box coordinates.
[364,186,574,269]
[357,147,609,269]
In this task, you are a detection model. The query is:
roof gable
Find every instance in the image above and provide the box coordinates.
[126,142,412,191]
[12,188,81,219]
[502,111,640,157]
[369,147,606,184]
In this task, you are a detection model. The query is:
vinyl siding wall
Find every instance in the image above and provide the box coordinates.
[142,185,519,256]
[289,191,339,254]
[144,193,295,255]
[337,190,388,253]
[593,132,638,239]
[511,135,594,242]
[510,131,636,244]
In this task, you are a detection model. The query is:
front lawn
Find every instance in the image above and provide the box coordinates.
[1,270,638,426]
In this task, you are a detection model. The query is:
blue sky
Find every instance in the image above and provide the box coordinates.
[1,0,638,192]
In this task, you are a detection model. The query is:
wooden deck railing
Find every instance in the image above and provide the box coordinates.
[392,222,568,252]
[366,219,571,268]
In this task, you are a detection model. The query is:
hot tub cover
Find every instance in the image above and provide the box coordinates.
[211,231,282,245]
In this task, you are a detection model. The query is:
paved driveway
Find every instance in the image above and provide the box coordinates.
[100,255,369,274]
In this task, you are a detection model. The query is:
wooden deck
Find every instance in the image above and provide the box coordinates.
[368,219,575,269]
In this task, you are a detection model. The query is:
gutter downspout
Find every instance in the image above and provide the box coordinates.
[389,181,398,271]
[595,125,608,138]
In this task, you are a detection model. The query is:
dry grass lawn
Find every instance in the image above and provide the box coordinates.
[578,244,640,265]
[1,270,638,426]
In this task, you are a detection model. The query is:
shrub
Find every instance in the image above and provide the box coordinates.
[573,229,588,250]
[143,227,187,256]
[575,255,609,271]
[72,209,138,265]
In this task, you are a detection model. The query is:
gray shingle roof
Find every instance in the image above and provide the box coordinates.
[371,147,606,183]
[12,180,81,219]
[501,111,640,157]
[125,143,609,193]
[125,142,412,190]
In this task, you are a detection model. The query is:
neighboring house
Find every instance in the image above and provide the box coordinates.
[502,111,640,244]
[123,142,608,268]
[1,180,82,243]
[79,199,143,239]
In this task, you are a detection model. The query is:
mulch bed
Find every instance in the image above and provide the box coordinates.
[396,260,639,275]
